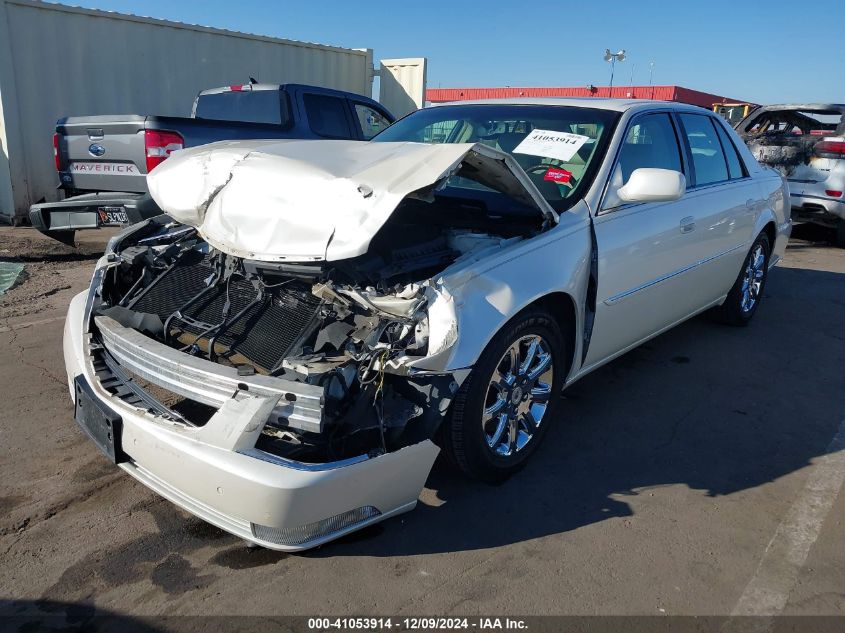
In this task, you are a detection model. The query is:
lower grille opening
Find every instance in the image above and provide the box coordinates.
[93,346,216,426]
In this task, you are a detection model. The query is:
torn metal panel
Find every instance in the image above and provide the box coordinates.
[736,104,845,230]
[737,104,845,176]
[147,139,557,263]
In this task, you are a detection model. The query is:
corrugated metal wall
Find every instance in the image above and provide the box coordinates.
[426,86,747,108]
[379,58,427,118]
[0,0,375,222]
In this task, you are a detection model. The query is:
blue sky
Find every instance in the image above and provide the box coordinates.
[72,0,842,104]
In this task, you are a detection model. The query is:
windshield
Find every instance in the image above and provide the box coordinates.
[372,104,620,211]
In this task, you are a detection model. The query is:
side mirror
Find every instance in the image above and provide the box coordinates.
[617,168,686,203]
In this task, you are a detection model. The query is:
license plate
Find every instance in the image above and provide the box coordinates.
[74,376,126,464]
[97,206,129,225]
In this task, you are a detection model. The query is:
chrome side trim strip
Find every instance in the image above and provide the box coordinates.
[604,243,746,306]
[238,447,370,472]
[95,315,324,433]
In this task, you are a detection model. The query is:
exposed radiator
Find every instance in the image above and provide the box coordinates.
[129,258,322,373]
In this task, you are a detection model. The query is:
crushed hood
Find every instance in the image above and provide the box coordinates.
[147,139,558,262]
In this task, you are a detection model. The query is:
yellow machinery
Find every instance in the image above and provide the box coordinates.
[713,102,755,127]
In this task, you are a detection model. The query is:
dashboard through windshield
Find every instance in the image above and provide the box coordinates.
[372,104,620,211]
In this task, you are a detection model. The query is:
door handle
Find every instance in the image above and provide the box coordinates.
[680,216,696,234]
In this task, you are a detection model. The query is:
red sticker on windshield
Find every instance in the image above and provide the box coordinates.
[544,168,572,183]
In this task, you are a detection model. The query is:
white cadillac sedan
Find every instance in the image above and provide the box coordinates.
[64,99,791,550]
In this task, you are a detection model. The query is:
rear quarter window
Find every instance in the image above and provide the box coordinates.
[304,94,353,138]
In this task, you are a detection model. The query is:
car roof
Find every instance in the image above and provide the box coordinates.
[198,83,385,107]
[428,97,712,114]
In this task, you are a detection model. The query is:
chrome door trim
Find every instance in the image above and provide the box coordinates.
[603,243,746,306]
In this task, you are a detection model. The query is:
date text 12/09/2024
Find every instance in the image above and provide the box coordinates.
[307,618,528,630]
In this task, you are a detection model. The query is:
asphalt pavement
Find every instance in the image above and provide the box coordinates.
[1,224,843,620]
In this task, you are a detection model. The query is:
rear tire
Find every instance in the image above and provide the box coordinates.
[710,232,770,326]
[442,309,566,482]
[836,219,845,248]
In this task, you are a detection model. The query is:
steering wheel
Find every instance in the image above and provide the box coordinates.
[523,163,577,188]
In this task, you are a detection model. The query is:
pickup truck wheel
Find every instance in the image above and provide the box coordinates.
[443,309,565,482]
[836,219,845,248]
[711,232,770,326]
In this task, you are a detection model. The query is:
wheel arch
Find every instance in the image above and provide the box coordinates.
[761,220,776,251]
[751,205,778,252]
[517,291,579,381]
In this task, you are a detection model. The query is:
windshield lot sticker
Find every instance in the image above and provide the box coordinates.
[513,130,590,161]
[544,167,573,184]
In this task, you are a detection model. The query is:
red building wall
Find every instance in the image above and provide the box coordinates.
[425,85,750,109]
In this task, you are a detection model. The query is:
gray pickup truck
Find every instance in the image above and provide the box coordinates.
[30,83,395,243]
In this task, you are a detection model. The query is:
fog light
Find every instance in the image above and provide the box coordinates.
[251,506,381,547]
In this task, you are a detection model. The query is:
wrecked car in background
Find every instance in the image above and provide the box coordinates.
[65,100,790,550]
[736,104,845,246]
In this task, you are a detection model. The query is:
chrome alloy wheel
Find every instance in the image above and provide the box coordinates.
[482,335,554,458]
[740,244,766,313]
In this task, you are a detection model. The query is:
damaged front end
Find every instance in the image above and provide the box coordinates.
[90,216,466,463]
[69,139,556,548]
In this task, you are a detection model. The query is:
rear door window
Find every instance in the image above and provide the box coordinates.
[303,94,353,138]
[679,114,729,186]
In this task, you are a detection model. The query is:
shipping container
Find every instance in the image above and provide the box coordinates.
[0,0,376,223]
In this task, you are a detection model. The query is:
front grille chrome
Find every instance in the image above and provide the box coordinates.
[94,315,324,433]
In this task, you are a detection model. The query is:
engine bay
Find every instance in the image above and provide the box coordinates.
[91,198,540,463]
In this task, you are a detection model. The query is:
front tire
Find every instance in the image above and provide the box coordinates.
[711,232,771,326]
[443,309,566,482]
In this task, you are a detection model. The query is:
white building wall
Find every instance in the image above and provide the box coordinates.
[0,0,375,222]
[379,58,427,118]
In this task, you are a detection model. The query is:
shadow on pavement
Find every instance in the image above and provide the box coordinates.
[312,263,845,557]
[0,599,164,633]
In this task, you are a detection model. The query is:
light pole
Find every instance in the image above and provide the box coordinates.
[604,49,626,97]
[648,61,655,99]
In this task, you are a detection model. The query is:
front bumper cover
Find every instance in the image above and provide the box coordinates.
[63,291,439,550]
